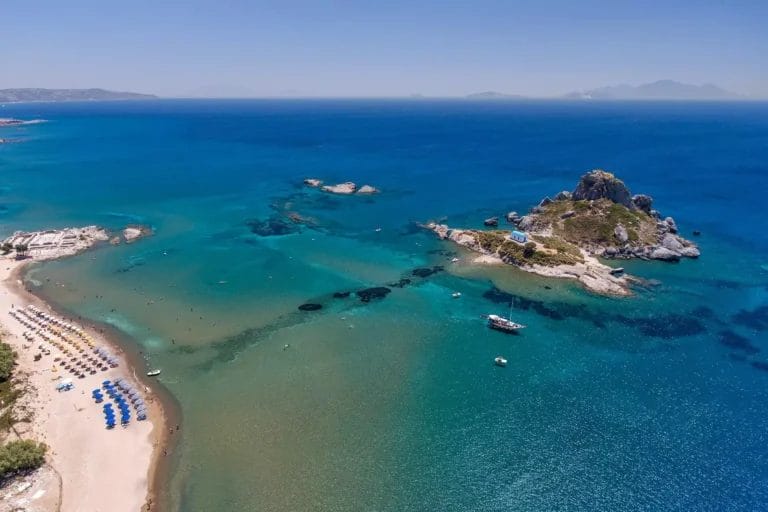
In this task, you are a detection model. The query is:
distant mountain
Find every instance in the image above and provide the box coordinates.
[0,88,157,103]
[564,80,741,100]
[466,91,525,100]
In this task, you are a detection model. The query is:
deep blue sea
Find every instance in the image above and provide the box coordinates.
[1,99,768,511]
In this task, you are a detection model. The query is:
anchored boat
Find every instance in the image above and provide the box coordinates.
[146,369,161,377]
[487,306,525,333]
[494,356,508,367]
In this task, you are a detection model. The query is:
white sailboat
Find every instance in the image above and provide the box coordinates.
[487,305,525,333]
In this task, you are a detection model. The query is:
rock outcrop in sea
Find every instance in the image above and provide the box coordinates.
[304,178,379,195]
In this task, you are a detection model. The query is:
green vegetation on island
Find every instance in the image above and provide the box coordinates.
[426,169,701,295]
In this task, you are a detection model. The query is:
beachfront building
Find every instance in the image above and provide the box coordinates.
[510,230,527,243]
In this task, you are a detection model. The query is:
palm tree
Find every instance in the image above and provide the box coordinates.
[0,242,12,255]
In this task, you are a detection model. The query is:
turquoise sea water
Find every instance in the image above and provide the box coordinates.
[2,99,768,511]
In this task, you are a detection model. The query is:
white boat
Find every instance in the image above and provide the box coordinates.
[452,292,462,298]
[487,305,526,333]
[451,257,460,263]
[146,369,161,377]
[494,356,507,367]
[487,314,525,332]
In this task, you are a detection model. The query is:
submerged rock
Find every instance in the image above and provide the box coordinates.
[356,287,392,302]
[332,291,351,299]
[484,217,499,227]
[303,178,323,187]
[298,303,322,311]
[246,216,300,236]
[411,266,444,278]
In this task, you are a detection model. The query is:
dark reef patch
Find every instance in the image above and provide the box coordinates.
[270,191,343,212]
[298,303,323,311]
[246,216,301,237]
[751,361,768,373]
[356,287,392,302]
[717,330,760,354]
[732,305,768,331]
[412,266,444,278]
[482,286,708,337]
[387,278,412,288]
[705,278,744,290]
[624,315,706,339]
[115,259,147,274]
[332,291,351,299]
[482,287,568,322]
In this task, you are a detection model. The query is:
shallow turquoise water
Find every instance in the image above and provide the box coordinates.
[2,100,768,510]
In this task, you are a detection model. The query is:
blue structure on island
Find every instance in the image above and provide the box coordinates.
[510,230,527,243]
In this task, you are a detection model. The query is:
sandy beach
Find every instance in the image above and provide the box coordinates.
[0,257,164,512]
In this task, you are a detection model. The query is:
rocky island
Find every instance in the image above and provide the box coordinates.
[426,169,700,296]
[303,178,380,195]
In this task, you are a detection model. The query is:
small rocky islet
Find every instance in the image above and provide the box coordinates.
[303,178,380,195]
[426,169,700,296]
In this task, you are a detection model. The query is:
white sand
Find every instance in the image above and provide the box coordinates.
[0,259,163,512]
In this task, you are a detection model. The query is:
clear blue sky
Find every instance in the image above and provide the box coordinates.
[4,0,767,97]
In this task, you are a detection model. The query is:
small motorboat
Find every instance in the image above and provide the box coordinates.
[451,257,460,263]
[494,356,507,367]
[146,369,162,377]
[452,292,462,299]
